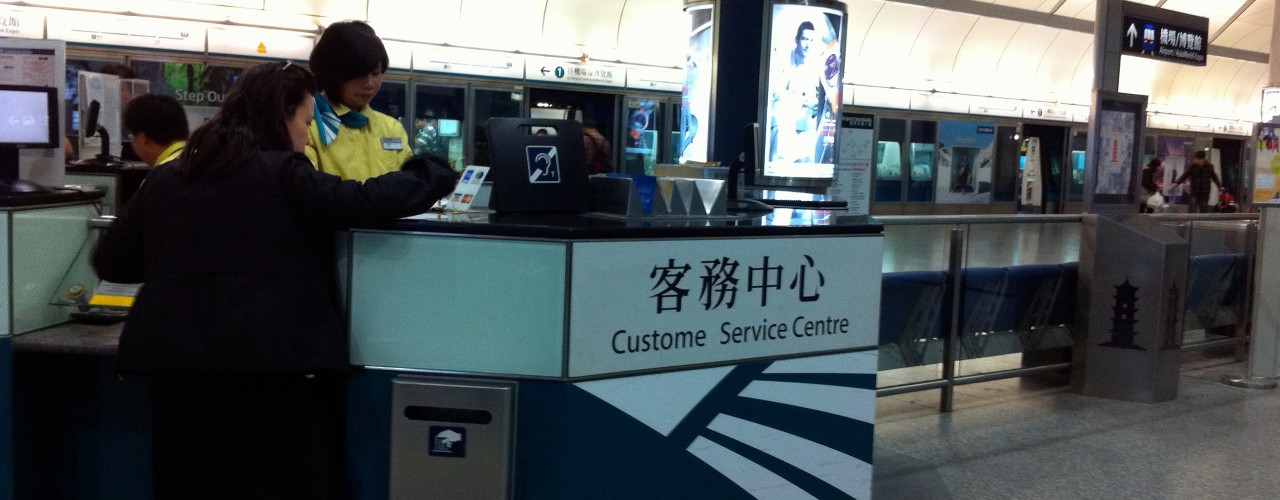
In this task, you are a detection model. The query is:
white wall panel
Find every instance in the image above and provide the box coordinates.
[906,9,978,86]
[1034,30,1092,97]
[1056,0,1095,21]
[1219,23,1269,53]
[615,0,683,67]
[855,2,932,86]
[1067,42,1094,103]
[543,0,625,50]
[951,17,1021,95]
[457,0,546,52]
[264,0,366,20]
[993,23,1058,99]
[841,0,887,84]
[991,0,1055,12]
[367,0,462,43]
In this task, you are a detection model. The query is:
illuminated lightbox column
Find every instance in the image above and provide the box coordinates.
[682,0,847,191]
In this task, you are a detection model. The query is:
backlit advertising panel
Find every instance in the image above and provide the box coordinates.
[763,1,845,182]
[679,3,714,163]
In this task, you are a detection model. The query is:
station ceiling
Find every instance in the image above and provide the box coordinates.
[493,0,1273,121]
[838,0,1274,121]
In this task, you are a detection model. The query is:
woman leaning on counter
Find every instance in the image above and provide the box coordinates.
[306,20,411,181]
[92,61,454,499]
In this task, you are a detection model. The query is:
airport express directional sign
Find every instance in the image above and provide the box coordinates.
[1117,2,1208,67]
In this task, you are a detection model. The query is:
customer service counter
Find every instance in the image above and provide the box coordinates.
[8,208,883,500]
[343,211,883,500]
[1,189,105,500]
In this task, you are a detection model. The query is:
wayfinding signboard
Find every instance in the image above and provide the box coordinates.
[1118,1,1208,66]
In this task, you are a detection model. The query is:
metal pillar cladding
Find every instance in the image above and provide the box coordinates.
[1222,201,1280,389]
[389,376,517,500]
[1272,1,1280,86]
[1093,0,1124,92]
[1074,214,1188,403]
[1085,0,1147,214]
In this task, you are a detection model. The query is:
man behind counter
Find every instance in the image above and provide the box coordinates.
[123,94,188,167]
[306,21,411,181]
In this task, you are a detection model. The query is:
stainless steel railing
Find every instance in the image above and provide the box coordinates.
[873,212,1258,411]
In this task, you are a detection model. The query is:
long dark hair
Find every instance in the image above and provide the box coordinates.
[177,61,318,178]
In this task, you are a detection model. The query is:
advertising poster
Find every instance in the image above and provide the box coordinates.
[763,3,844,179]
[935,120,995,204]
[1255,124,1280,202]
[679,4,713,163]
[1094,110,1134,195]
[829,112,873,214]
[1022,137,1042,207]
[132,61,241,131]
[1156,135,1190,202]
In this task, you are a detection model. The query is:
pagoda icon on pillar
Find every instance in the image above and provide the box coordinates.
[1100,278,1146,350]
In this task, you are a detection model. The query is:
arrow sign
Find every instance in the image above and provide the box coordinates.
[1126,23,1137,47]
[540,66,550,76]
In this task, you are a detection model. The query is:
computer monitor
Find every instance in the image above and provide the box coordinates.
[0,84,59,188]
[437,119,460,137]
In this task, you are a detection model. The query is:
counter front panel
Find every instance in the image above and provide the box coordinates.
[348,233,567,377]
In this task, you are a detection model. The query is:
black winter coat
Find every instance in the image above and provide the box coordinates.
[93,151,454,373]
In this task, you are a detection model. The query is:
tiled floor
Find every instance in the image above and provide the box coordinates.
[873,351,1280,499]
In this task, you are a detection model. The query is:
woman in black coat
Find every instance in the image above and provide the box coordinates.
[92,61,454,499]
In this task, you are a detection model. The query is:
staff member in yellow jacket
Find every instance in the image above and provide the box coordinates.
[123,94,188,167]
[306,21,410,181]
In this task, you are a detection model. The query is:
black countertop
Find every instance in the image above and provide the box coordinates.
[11,322,122,356]
[356,210,883,239]
[64,163,150,175]
[0,185,105,208]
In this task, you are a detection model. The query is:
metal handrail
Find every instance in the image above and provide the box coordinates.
[877,212,1257,226]
[89,215,116,229]
[875,214,1083,225]
[875,211,1258,403]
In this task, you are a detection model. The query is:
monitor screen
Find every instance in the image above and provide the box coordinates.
[437,119,460,137]
[0,85,58,148]
[761,1,845,183]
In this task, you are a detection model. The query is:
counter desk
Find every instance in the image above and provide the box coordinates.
[343,210,883,500]
[1,189,106,500]
[6,207,884,500]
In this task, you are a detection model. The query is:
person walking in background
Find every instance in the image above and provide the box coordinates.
[582,119,613,174]
[93,61,454,499]
[1139,157,1162,213]
[306,21,411,181]
[122,94,188,167]
[1172,150,1224,213]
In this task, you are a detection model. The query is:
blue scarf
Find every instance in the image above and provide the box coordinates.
[313,93,369,146]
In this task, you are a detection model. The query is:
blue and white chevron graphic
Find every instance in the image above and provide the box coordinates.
[570,351,877,500]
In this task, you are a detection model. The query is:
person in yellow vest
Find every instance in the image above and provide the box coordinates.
[122,94,188,167]
[306,21,410,181]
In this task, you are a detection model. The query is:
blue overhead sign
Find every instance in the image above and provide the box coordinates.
[1118,2,1208,66]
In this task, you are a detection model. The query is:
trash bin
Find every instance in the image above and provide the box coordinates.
[1075,214,1188,402]
[389,376,516,500]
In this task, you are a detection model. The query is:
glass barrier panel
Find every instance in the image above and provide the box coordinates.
[956,221,1080,376]
[1182,220,1252,346]
[881,224,956,273]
